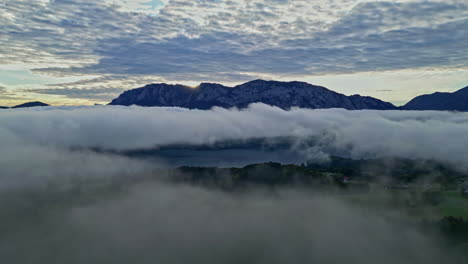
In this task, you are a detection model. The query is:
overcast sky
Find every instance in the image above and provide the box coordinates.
[0,0,467,106]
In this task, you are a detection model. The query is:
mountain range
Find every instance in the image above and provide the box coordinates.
[109,80,397,110]
[3,82,467,111]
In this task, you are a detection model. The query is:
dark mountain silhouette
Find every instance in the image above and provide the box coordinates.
[11,101,50,108]
[402,86,468,111]
[110,80,396,110]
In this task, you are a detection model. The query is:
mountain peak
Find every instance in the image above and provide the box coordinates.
[198,82,226,89]
[242,79,269,84]
[240,79,309,87]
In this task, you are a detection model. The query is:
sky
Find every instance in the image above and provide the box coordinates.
[0,0,467,106]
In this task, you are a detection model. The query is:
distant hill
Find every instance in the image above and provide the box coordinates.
[402,86,468,111]
[109,80,397,110]
[11,101,49,108]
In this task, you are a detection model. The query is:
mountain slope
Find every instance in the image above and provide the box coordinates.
[402,87,468,111]
[110,80,396,110]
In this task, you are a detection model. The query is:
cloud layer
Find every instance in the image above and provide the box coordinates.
[1,183,459,263]
[1,0,467,103]
[1,105,467,263]
[2,104,468,170]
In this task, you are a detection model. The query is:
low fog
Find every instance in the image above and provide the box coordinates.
[1,182,461,263]
[0,104,466,263]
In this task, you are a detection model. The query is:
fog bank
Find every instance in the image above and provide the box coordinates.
[1,181,461,264]
[1,104,468,169]
[0,105,466,263]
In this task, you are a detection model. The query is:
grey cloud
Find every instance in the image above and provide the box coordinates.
[0,0,165,66]
[27,88,125,100]
[0,104,466,263]
[0,95,24,100]
[3,0,467,81]
[1,183,457,263]
[25,75,160,100]
[37,34,287,77]
[30,1,468,83]
[0,86,25,100]
[44,75,132,87]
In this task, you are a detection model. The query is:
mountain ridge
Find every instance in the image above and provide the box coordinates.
[109,80,397,110]
[402,86,468,111]
[0,101,50,109]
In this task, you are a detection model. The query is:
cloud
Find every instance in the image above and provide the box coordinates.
[106,0,166,13]
[22,75,167,101]
[2,104,468,170]
[0,85,26,101]
[2,0,467,105]
[27,87,125,100]
[2,0,467,82]
[1,182,458,263]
